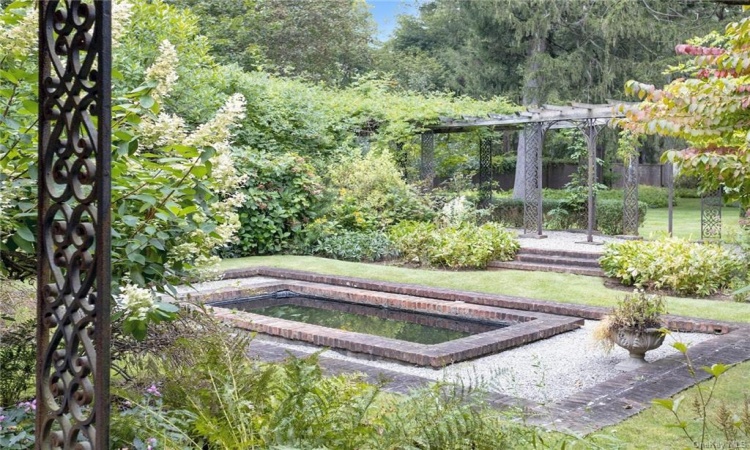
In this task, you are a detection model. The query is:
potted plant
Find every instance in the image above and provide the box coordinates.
[594,290,667,370]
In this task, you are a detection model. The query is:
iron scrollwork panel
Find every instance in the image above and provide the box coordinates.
[701,188,722,240]
[38,1,112,449]
[478,137,493,207]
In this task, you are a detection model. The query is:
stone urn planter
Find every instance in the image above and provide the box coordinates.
[593,290,668,371]
[613,327,665,371]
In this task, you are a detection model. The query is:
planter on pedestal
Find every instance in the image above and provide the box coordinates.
[613,327,665,371]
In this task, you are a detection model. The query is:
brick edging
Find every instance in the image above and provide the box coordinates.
[223,267,738,334]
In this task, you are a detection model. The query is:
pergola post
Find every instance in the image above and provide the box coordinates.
[580,119,603,243]
[37,1,112,448]
[478,136,493,207]
[522,123,546,237]
[420,131,435,190]
[666,162,674,237]
[622,152,640,236]
[701,187,722,241]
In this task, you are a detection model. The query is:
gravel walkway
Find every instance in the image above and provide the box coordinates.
[252,322,714,404]
[514,229,626,254]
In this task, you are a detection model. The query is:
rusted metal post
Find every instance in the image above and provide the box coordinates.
[37,1,112,448]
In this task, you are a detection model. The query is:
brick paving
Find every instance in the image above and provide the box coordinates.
[207,268,750,435]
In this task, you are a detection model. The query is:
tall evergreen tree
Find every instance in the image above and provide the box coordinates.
[386,0,741,197]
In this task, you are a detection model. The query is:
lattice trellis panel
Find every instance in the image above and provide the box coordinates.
[523,123,545,234]
[622,155,639,235]
[701,188,723,240]
[420,131,435,189]
[37,1,112,448]
[478,137,493,207]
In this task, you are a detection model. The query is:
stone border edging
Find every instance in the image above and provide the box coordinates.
[223,267,737,334]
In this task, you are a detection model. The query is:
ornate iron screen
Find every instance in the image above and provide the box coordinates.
[420,131,435,189]
[622,154,639,235]
[522,123,545,235]
[578,119,603,243]
[37,1,112,448]
[478,137,493,207]
[701,188,722,240]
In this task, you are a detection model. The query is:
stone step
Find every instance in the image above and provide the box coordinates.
[516,254,602,268]
[517,247,602,260]
[488,260,605,277]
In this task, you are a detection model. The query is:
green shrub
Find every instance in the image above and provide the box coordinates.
[229,151,325,256]
[637,185,671,208]
[596,199,648,235]
[0,320,35,407]
[388,220,436,264]
[675,187,700,198]
[389,221,519,269]
[314,230,397,262]
[325,151,434,231]
[600,238,744,296]
[428,223,520,269]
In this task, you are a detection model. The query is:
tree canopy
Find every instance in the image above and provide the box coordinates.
[620,10,750,208]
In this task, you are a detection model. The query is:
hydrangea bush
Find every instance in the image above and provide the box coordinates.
[0,1,247,337]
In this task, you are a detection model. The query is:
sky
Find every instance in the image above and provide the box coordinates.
[366,0,420,42]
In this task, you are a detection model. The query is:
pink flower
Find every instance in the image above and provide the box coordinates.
[17,399,36,412]
[145,384,161,397]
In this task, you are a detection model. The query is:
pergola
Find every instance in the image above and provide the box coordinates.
[419,102,638,243]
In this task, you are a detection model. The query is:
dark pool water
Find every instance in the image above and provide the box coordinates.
[225,293,507,345]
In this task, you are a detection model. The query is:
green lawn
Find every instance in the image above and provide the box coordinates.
[599,359,750,448]
[640,198,744,240]
[220,255,750,324]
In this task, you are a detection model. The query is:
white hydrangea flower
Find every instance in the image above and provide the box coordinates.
[112,0,134,48]
[139,113,187,149]
[145,40,179,100]
[115,284,158,321]
[441,196,468,225]
[186,94,247,148]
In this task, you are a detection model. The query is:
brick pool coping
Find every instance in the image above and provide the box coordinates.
[222,266,739,334]
[182,267,750,435]
[193,279,584,367]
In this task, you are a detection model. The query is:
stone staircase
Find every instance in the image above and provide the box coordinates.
[489,247,604,277]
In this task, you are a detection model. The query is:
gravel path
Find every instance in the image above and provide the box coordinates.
[254,322,714,404]
[514,229,626,254]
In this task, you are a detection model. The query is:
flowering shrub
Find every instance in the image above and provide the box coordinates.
[115,284,179,340]
[600,238,744,296]
[0,3,247,329]
[0,402,35,449]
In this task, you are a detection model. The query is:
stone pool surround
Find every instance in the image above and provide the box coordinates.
[178,267,750,435]
[190,279,584,367]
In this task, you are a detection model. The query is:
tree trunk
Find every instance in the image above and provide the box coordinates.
[513,34,546,199]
